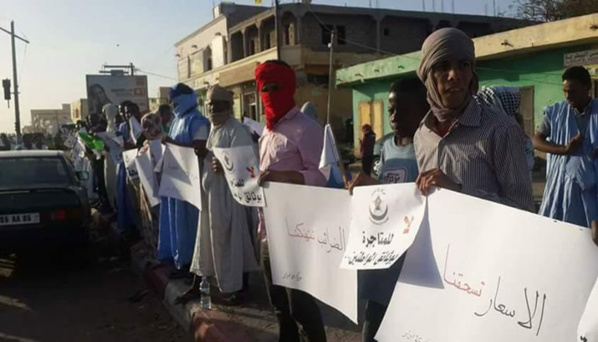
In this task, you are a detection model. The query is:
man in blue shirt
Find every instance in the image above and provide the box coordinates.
[349,77,429,341]
[533,66,598,243]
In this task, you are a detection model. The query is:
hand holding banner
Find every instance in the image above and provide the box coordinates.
[212,145,265,207]
[341,183,425,270]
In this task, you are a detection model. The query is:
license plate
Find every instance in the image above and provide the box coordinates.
[0,213,40,226]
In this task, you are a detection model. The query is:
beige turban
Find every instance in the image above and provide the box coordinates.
[207,85,233,103]
[416,28,478,122]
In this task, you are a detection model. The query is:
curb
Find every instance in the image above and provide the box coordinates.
[128,240,252,342]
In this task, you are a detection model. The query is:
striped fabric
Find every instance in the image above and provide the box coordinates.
[414,99,535,212]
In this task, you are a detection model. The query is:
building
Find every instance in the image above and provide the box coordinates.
[149,87,171,112]
[31,104,72,135]
[71,99,88,123]
[175,1,530,140]
[336,13,598,154]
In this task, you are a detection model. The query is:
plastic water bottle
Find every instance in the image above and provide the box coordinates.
[200,277,212,310]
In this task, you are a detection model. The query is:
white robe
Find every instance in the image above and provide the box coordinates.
[190,117,260,293]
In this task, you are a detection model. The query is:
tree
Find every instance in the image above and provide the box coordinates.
[516,0,598,22]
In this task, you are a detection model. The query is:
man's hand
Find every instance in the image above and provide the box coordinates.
[258,170,304,186]
[565,133,583,155]
[211,157,223,174]
[416,169,462,196]
[348,172,379,195]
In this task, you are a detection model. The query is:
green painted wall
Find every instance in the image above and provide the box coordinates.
[349,44,595,151]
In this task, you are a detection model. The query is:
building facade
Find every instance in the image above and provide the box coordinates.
[149,87,171,112]
[337,13,598,154]
[31,104,72,135]
[176,2,530,140]
[71,99,88,123]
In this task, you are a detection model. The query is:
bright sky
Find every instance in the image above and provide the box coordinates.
[0,0,516,133]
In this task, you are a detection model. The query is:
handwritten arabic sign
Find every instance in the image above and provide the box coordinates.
[212,145,265,207]
[122,149,139,180]
[135,151,160,207]
[341,183,425,270]
[263,182,357,323]
[564,49,598,67]
[158,143,202,210]
[376,189,598,342]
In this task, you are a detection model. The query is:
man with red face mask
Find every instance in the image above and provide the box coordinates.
[256,60,327,341]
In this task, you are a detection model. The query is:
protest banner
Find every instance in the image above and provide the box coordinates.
[158,143,201,210]
[135,151,160,207]
[122,149,139,180]
[376,188,598,342]
[148,139,164,165]
[263,182,357,323]
[242,117,265,137]
[212,145,265,207]
[341,183,425,270]
[96,132,123,164]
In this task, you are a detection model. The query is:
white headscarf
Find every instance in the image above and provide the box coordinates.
[103,103,119,133]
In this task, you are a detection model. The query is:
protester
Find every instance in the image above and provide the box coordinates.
[16,134,34,150]
[349,77,428,342]
[414,28,534,211]
[86,108,110,212]
[158,104,173,134]
[158,83,210,274]
[125,102,146,149]
[255,60,327,342]
[0,133,11,151]
[33,133,49,150]
[534,66,598,234]
[476,86,535,171]
[116,104,136,231]
[360,124,376,176]
[103,103,120,211]
[300,101,319,123]
[178,85,260,305]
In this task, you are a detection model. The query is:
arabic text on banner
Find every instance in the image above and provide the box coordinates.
[340,183,425,270]
[376,188,598,342]
[135,151,160,207]
[122,149,139,180]
[212,145,265,207]
[158,143,202,210]
[263,182,357,323]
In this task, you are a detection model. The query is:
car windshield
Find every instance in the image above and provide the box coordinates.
[0,157,71,187]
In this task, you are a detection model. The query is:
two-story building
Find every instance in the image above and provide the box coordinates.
[31,104,72,135]
[176,1,531,140]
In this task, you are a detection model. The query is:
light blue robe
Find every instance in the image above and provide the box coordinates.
[116,122,135,231]
[539,99,598,228]
[158,93,210,269]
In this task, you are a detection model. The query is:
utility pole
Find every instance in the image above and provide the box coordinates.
[326,30,335,125]
[274,0,281,60]
[0,21,30,144]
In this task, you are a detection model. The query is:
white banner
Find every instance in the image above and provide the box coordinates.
[376,189,598,342]
[96,132,123,164]
[135,151,160,207]
[263,183,357,323]
[158,143,201,210]
[129,117,143,144]
[212,145,265,207]
[122,149,139,180]
[341,183,425,270]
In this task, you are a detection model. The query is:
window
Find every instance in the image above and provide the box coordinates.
[321,24,334,45]
[284,25,291,45]
[383,28,390,36]
[263,33,271,50]
[249,39,256,55]
[336,26,346,45]
[0,157,70,187]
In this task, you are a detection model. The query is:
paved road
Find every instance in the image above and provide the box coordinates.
[0,250,189,342]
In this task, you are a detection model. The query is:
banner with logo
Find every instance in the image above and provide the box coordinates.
[376,189,598,342]
[341,183,425,270]
[86,75,149,116]
[263,182,357,323]
[212,145,265,207]
[158,143,202,210]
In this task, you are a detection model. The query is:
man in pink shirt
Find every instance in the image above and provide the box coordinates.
[256,60,327,342]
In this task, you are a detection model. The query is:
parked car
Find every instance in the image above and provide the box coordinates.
[0,151,91,254]
[371,133,394,178]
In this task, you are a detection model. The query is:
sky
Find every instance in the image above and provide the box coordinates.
[0,0,517,133]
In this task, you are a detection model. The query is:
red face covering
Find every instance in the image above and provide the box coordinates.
[255,62,296,130]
